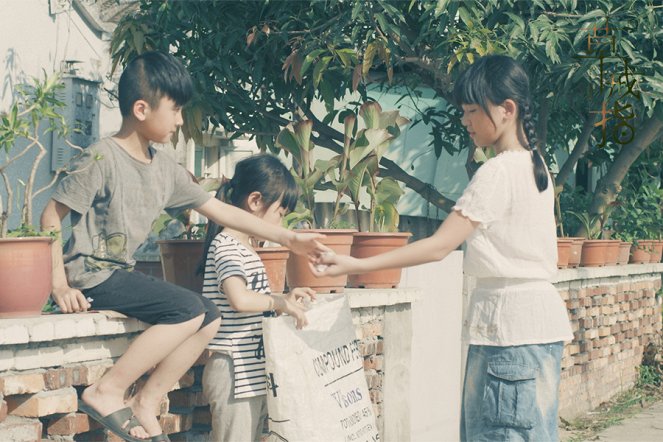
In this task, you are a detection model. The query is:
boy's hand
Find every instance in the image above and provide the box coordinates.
[273,295,309,330]
[52,286,91,313]
[285,231,326,257]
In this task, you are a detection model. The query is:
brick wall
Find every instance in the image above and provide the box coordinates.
[555,264,663,419]
[0,291,411,441]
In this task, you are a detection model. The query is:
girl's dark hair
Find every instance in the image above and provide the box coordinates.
[197,153,299,274]
[118,51,194,117]
[452,54,549,192]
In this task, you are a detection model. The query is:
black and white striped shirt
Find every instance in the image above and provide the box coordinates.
[202,232,270,399]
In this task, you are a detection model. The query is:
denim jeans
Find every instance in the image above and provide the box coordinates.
[461,342,564,442]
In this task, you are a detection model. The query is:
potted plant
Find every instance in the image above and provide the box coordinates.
[152,177,222,292]
[553,184,578,269]
[275,120,356,293]
[0,73,73,317]
[610,181,658,264]
[327,102,412,288]
[568,210,610,267]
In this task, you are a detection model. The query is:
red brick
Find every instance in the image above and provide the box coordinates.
[6,387,77,417]
[0,400,7,424]
[0,416,42,441]
[1,371,46,395]
[47,412,101,435]
[44,367,74,390]
[159,412,193,434]
[579,341,594,353]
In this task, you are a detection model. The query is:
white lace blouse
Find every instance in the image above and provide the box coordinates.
[453,150,573,346]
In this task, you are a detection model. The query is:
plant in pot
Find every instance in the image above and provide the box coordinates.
[568,210,610,267]
[0,73,75,317]
[151,177,222,292]
[326,102,412,288]
[556,185,593,268]
[610,181,657,264]
[275,120,356,293]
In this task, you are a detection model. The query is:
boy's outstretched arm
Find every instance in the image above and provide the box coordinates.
[196,198,326,256]
[41,200,91,313]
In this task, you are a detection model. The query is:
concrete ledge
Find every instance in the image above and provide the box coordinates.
[554,263,663,283]
[346,288,421,309]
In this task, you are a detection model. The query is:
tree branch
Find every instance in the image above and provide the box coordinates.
[556,113,597,186]
[379,157,456,213]
[588,104,663,215]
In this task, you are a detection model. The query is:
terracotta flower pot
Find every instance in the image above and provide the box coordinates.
[649,240,663,263]
[579,240,608,267]
[629,240,651,264]
[286,229,356,293]
[0,237,53,318]
[256,246,290,293]
[157,239,204,292]
[567,237,584,268]
[556,238,573,269]
[617,242,632,265]
[348,232,412,288]
[603,240,621,266]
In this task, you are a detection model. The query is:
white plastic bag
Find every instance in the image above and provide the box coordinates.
[263,293,380,442]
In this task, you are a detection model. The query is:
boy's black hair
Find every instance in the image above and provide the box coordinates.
[197,154,299,275]
[453,54,549,192]
[118,51,194,117]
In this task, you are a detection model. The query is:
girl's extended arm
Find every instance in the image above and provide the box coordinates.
[312,210,478,277]
[196,199,325,257]
[221,276,312,329]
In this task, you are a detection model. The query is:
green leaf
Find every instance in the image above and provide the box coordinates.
[312,56,331,88]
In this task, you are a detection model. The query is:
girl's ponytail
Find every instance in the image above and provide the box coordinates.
[522,101,549,192]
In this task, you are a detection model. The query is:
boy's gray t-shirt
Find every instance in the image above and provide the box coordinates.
[52,137,211,289]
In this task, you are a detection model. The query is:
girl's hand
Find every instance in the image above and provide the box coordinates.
[308,247,362,278]
[273,296,309,329]
[286,231,327,257]
[288,287,316,303]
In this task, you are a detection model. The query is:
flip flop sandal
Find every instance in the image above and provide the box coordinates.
[149,434,171,442]
[78,400,144,442]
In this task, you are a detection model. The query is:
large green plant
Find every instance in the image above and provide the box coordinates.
[0,73,74,237]
[111,0,663,220]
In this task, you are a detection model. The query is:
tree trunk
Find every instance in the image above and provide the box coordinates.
[588,104,663,216]
[556,113,597,186]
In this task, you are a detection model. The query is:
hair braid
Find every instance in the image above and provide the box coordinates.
[521,101,548,192]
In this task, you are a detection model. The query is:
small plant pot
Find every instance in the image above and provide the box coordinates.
[556,238,573,269]
[603,240,621,266]
[286,229,356,293]
[579,240,607,267]
[649,240,663,263]
[567,237,584,268]
[256,246,290,293]
[617,242,632,265]
[629,240,651,264]
[348,232,412,288]
[157,240,205,292]
[0,237,53,318]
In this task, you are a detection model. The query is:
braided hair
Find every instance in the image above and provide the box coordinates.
[197,153,299,274]
[452,55,549,192]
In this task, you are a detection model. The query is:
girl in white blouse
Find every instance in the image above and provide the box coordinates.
[312,55,573,441]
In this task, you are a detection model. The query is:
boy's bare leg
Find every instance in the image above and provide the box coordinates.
[126,318,221,437]
[81,315,204,438]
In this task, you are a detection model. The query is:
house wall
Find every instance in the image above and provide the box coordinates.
[0,0,121,230]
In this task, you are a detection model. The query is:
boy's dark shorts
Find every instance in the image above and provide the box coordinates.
[83,269,220,327]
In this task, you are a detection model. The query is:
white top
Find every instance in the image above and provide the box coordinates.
[453,150,573,346]
[202,233,270,399]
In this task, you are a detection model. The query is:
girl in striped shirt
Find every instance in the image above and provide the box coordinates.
[199,154,315,442]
